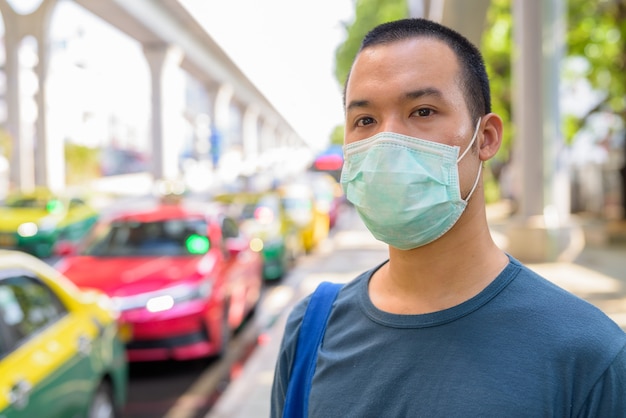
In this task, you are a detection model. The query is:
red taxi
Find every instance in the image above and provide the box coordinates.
[55,202,263,362]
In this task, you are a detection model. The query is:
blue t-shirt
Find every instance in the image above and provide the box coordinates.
[272,256,626,417]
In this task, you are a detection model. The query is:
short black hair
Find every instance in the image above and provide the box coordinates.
[344,18,491,121]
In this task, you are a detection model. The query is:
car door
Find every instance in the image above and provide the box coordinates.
[220,216,262,327]
[0,272,99,418]
[58,198,98,243]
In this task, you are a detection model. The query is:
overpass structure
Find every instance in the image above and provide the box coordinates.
[0,0,308,193]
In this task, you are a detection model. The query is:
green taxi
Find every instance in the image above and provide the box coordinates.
[215,191,302,281]
[0,250,128,418]
[0,188,99,258]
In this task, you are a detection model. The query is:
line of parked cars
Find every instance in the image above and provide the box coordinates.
[54,200,264,362]
[215,172,344,282]
[0,170,344,417]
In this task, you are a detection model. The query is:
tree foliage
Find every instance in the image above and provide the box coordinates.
[565,0,626,129]
[332,0,626,167]
[483,0,626,144]
[65,143,100,185]
[329,0,408,145]
[334,0,408,87]
[481,0,513,164]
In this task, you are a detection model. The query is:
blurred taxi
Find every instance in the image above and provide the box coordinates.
[0,188,98,259]
[55,201,264,362]
[0,250,128,418]
[278,181,330,253]
[215,191,302,281]
[305,172,345,229]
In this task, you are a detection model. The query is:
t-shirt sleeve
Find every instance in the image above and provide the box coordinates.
[577,342,626,417]
[270,296,310,418]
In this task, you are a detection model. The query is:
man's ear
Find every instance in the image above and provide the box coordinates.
[478,113,503,161]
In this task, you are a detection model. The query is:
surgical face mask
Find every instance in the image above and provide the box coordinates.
[340,119,482,250]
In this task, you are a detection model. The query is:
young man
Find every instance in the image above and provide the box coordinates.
[271,18,626,417]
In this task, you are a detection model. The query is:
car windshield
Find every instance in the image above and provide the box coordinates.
[282,197,312,212]
[82,218,210,257]
[238,195,280,224]
[5,197,64,213]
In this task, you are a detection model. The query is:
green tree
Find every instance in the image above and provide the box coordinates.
[480,0,626,207]
[480,0,514,202]
[65,142,100,185]
[330,0,408,145]
[334,0,408,87]
[0,128,12,160]
[481,0,513,164]
[330,125,344,146]
[566,0,626,128]
[564,0,626,216]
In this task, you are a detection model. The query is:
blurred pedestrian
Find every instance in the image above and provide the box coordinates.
[271,18,626,417]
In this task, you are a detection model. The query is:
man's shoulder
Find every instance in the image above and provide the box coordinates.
[508,258,626,347]
[285,266,371,327]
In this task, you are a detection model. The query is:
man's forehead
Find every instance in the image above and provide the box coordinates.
[350,38,458,76]
[346,39,461,100]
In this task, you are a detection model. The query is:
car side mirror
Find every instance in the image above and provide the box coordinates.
[54,240,78,256]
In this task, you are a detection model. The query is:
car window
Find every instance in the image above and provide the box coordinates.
[68,198,86,209]
[221,217,240,239]
[84,218,211,256]
[6,197,47,209]
[6,197,65,213]
[241,203,257,220]
[282,197,313,211]
[0,274,68,358]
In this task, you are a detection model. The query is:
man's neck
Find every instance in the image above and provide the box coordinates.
[368,220,509,315]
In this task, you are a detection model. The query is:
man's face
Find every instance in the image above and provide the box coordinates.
[344,37,473,148]
[344,37,480,198]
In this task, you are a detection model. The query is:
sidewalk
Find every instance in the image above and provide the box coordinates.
[207,205,626,418]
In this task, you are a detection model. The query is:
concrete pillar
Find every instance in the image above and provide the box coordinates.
[2,7,27,191]
[260,118,277,154]
[414,0,489,47]
[242,106,259,162]
[506,0,582,263]
[190,83,214,162]
[512,0,545,219]
[143,43,184,182]
[32,5,62,191]
[0,0,59,192]
[214,84,233,145]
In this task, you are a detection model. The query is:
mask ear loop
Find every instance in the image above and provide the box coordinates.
[457,118,482,162]
[458,118,483,202]
[464,163,483,202]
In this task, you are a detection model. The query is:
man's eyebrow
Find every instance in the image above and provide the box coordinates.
[346,99,369,112]
[405,87,443,100]
[346,88,444,112]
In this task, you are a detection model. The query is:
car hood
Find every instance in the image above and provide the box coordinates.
[57,254,218,297]
[0,208,56,230]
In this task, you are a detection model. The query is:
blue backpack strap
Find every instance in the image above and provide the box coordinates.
[283,281,343,418]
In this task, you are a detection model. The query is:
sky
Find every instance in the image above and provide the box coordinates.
[11,0,354,154]
[179,0,354,150]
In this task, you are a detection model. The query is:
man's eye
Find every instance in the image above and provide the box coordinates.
[416,108,433,117]
[356,117,375,127]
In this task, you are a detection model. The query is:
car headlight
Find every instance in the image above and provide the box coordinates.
[249,237,264,252]
[112,281,212,313]
[17,222,38,237]
[146,295,175,313]
[17,217,58,237]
